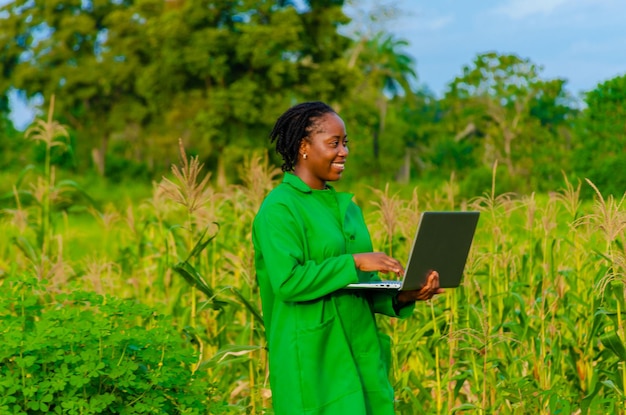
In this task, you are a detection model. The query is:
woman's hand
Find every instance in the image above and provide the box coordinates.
[396,270,443,303]
[352,252,404,276]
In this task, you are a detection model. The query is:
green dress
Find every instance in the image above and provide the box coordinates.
[252,173,414,415]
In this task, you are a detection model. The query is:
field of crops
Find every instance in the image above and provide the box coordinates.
[1,146,625,414]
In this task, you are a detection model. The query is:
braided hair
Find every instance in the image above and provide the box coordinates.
[269,101,336,172]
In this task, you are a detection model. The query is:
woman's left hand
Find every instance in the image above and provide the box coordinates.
[396,270,444,303]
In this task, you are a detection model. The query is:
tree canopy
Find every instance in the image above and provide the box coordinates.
[0,1,623,196]
[1,0,357,175]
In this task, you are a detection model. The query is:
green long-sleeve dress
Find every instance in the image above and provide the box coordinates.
[252,173,414,415]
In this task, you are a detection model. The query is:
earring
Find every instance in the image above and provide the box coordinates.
[303,153,308,160]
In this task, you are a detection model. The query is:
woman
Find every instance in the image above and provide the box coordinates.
[252,101,442,414]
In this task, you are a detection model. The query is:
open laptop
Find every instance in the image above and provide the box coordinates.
[346,211,480,291]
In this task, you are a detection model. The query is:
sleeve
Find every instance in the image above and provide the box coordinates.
[343,202,415,318]
[370,292,415,318]
[253,202,359,303]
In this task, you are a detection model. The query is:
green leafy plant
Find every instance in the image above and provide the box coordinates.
[0,276,213,414]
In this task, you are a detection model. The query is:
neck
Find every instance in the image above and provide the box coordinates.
[293,169,326,190]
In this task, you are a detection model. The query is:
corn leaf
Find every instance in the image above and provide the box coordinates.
[600,330,626,361]
[197,344,264,370]
[171,261,227,310]
[185,223,219,262]
[12,236,39,263]
[56,179,100,209]
[227,286,264,327]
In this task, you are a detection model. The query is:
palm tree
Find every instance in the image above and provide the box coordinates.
[350,32,417,163]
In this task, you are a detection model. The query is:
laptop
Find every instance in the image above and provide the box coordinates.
[345,211,480,291]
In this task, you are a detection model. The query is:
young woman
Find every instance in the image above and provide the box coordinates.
[252,101,442,414]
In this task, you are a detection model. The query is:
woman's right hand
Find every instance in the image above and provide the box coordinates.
[352,252,405,277]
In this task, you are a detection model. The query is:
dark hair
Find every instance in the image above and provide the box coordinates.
[269,101,335,172]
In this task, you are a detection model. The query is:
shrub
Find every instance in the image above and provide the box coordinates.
[0,277,212,414]
[104,154,152,184]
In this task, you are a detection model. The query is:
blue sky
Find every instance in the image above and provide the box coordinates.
[7,0,626,128]
[368,0,626,98]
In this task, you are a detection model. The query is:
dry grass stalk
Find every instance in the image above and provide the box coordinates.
[369,183,403,256]
[26,168,68,207]
[124,205,137,237]
[575,180,626,302]
[551,173,582,221]
[396,187,422,253]
[595,251,626,298]
[541,196,558,236]
[442,171,458,210]
[89,203,121,231]
[238,152,281,212]
[32,235,74,288]
[140,181,173,224]
[159,138,214,216]
[192,205,223,233]
[575,179,626,244]
[1,186,29,233]
[24,95,69,150]
[83,257,120,294]
[520,192,537,233]
[29,176,47,206]
[469,160,517,215]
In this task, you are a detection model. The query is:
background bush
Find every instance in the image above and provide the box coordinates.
[0,276,213,415]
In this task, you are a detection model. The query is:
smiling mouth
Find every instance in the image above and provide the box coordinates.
[332,162,345,171]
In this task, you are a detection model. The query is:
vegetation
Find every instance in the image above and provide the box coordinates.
[1,0,625,413]
[2,0,623,194]
[1,280,213,414]
[2,116,626,412]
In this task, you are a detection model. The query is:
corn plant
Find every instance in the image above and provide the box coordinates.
[3,134,626,413]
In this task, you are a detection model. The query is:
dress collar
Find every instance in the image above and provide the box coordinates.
[283,172,335,194]
[283,172,355,219]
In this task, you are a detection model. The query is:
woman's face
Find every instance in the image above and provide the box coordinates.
[295,112,349,190]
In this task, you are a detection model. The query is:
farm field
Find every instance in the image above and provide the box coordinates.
[2,1,626,413]
[1,153,625,414]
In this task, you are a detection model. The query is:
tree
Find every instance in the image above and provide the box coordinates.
[345,31,417,175]
[0,0,358,178]
[571,74,626,195]
[0,0,153,175]
[0,94,21,170]
[441,52,575,189]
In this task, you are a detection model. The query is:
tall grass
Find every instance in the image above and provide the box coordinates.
[1,128,625,413]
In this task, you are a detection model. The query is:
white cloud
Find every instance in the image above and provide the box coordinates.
[494,0,569,19]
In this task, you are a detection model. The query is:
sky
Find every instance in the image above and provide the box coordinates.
[7,0,626,128]
[364,0,626,99]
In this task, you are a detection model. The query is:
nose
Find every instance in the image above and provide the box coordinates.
[339,142,349,157]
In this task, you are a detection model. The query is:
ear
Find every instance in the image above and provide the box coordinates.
[299,139,310,157]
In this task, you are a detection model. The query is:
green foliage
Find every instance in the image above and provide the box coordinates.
[428,135,477,174]
[0,119,22,170]
[580,154,626,198]
[458,164,520,200]
[572,74,626,198]
[0,0,356,179]
[104,153,153,184]
[2,152,626,413]
[3,100,98,267]
[440,52,577,192]
[2,0,624,198]
[0,276,212,414]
